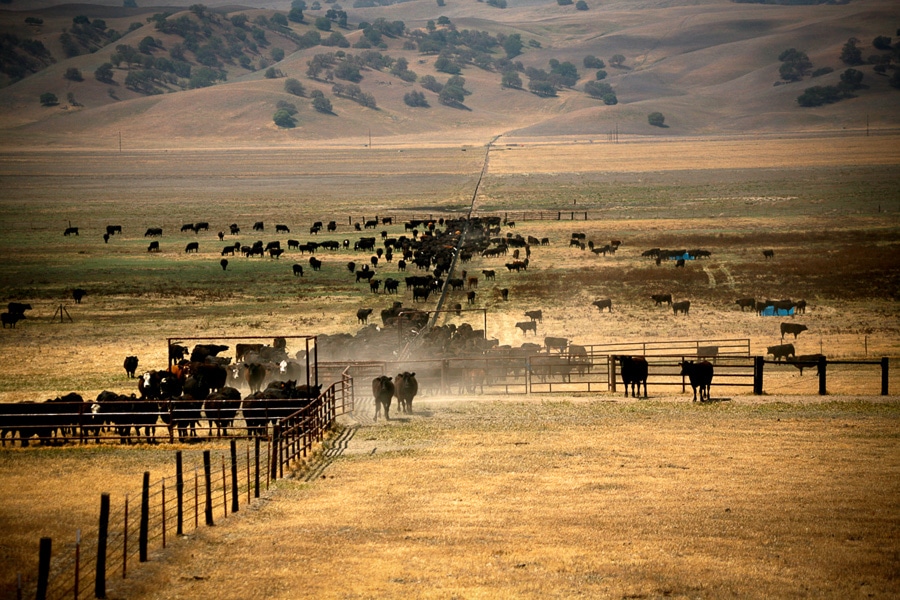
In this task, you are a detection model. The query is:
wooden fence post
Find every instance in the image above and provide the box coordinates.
[608,356,617,393]
[818,355,827,395]
[139,472,149,562]
[96,494,110,598]
[36,537,51,600]
[231,439,239,513]
[753,356,764,395]
[882,357,889,396]
[203,450,214,526]
[175,451,184,536]
[254,436,261,498]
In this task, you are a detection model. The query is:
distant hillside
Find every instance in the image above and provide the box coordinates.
[0,0,897,148]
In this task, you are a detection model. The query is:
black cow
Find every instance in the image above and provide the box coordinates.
[394,372,418,415]
[276,224,290,233]
[181,223,194,232]
[185,242,199,253]
[545,337,568,353]
[767,343,795,361]
[617,355,648,398]
[515,321,537,335]
[309,257,322,271]
[220,259,228,271]
[1,312,23,328]
[190,344,229,363]
[482,269,495,281]
[72,288,87,304]
[680,360,713,402]
[525,309,543,323]
[253,221,264,231]
[292,264,304,277]
[193,222,209,233]
[673,301,691,316]
[356,270,375,283]
[357,308,373,324]
[124,356,139,378]
[204,387,242,437]
[651,294,672,306]
[788,354,825,375]
[372,375,394,421]
[8,303,31,316]
[144,227,162,237]
[735,297,755,311]
[64,227,79,236]
[148,241,160,252]
[763,249,774,260]
[106,225,122,236]
[592,298,612,313]
[780,323,808,340]
[230,224,240,235]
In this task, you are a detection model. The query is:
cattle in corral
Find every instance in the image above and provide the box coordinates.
[567,345,590,376]
[516,321,537,335]
[781,323,808,340]
[372,375,394,421]
[414,287,431,303]
[369,279,381,293]
[384,278,400,294]
[617,355,648,398]
[357,308,373,324]
[235,344,264,363]
[795,299,807,314]
[190,344,229,363]
[767,343,795,361]
[394,372,418,414]
[545,336,568,353]
[244,363,268,394]
[467,291,476,305]
[763,249,774,259]
[673,301,691,315]
[592,298,612,313]
[123,356,139,378]
[675,258,685,268]
[185,242,199,253]
[276,224,290,233]
[220,259,228,271]
[454,303,462,316]
[229,224,240,235]
[651,294,672,306]
[72,288,87,303]
[788,354,825,375]
[735,297,755,311]
[106,225,122,236]
[680,360,713,402]
[467,276,479,289]
[144,227,162,237]
[292,264,304,277]
[1,312,23,328]
[64,227,79,236]
[168,344,188,362]
[204,387,242,437]
[148,241,160,252]
[525,309,543,323]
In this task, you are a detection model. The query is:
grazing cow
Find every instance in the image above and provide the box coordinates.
[525,309,543,323]
[767,343,795,362]
[221,245,235,256]
[269,248,284,259]
[372,375,394,421]
[1,312,23,328]
[193,222,209,233]
[651,294,672,306]
[356,270,375,283]
[148,241,160,252]
[545,336,568,353]
[72,288,87,304]
[763,249,774,260]
[617,356,648,398]
[327,221,337,232]
[357,308,373,324]
[780,323,808,340]
[309,257,322,271]
[124,356,139,378]
[103,233,109,244]
[384,278,400,294]
[515,321,537,335]
[448,278,465,291]
[347,261,356,273]
[499,288,509,301]
[592,298,612,313]
[185,242,199,253]
[220,259,228,271]
[106,225,122,236]
[292,264,304,277]
[181,223,194,232]
[144,227,163,237]
[253,221,264,231]
[673,300,691,316]
[735,297,755,311]
[276,224,290,233]
[64,227,79,236]
[230,223,240,235]
[369,279,381,293]
[482,269,495,281]
[394,372,418,414]
[795,299,807,314]
[467,291,476,305]
[788,354,825,375]
[680,360,713,402]
[413,287,431,303]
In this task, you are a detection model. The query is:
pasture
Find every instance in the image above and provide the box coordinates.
[0,133,899,596]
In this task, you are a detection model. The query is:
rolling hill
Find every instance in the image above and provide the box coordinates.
[0,0,897,148]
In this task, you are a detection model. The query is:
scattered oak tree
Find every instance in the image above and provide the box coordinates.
[648,112,666,127]
[40,92,58,106]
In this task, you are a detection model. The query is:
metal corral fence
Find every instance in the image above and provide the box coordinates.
[13,369,354,600]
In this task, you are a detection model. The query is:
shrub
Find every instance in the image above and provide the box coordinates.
[648,112,665,127]
[403,90,428,107]
[64,67,83,81]
[285,78,305,96]
[273,109,296,128]
[39,92,58,106]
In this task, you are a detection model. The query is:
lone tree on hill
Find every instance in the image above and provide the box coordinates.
[40,92,58,106]
[648,112,666,127]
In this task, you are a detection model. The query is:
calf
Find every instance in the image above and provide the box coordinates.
[357,308,373,324]
[735,297,755,311]
[148,241,160,252]
[292,264,304,277]
[1,313,23,328]
[680,360,713,402]
[185,242,199,253]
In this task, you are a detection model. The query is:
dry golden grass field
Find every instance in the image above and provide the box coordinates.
[0,133,899,598]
